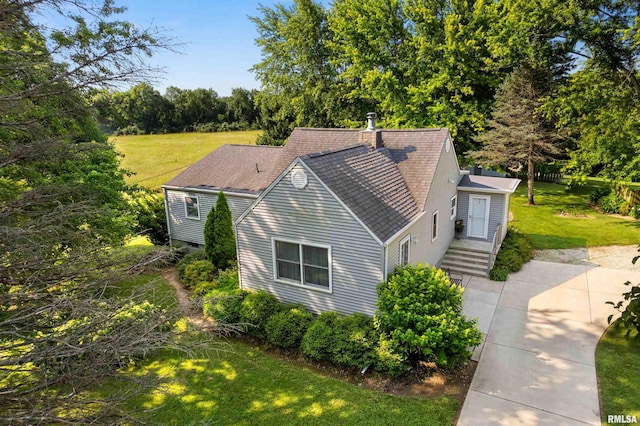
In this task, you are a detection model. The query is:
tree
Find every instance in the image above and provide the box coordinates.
[251,0,340,145]
[130,188,169,245]
[0,1,213,423]
[204,203,216,262]
[211,191,236,269]
[469,67,562,205]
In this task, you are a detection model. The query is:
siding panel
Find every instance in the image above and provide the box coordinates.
[237,164,383,316]
[166,189,253,246]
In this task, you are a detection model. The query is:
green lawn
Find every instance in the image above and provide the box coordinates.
[509,180,640,249]
[596,323,640,424]
[104,274,457,425]
[112,131,260,189]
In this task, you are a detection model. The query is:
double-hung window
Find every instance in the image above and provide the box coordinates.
[274,239,331,291]
[184,194,200,219]
[432,210,439,241]
[399,235,410,267]
[450,195,457,220]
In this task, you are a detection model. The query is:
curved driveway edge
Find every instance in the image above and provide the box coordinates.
[458,260,640,425]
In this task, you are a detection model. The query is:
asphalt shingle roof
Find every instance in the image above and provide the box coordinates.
[165,127,453,239]
[301,144,421,242]
[164,144,282,194]
[458,175,520,193]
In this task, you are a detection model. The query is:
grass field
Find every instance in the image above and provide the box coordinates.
[107,275,457,425]
[509,180,640,249]
[596,323,640,424]
[112,131,260,189]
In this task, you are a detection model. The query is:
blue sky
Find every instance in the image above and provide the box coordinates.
[117,0,292,96]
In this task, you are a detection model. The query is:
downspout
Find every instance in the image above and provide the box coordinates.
[162,187,173,248]
[234,221,243,290]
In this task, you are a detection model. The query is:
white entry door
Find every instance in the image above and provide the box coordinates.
[468,195,490,239]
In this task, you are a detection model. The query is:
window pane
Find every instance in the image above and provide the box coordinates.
[304,265,329,287]
[278,260,301,281]
[302,245,328,268]
[185,196,198,217]
[401,240,409,266]
[276,241,299,262]
[432,212,438,239]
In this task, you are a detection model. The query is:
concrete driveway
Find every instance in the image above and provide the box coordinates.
[457,260,640,425]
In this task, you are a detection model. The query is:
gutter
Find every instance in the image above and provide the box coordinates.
[161,185,260,199]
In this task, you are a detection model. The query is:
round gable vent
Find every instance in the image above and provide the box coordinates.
[291,170,308,189]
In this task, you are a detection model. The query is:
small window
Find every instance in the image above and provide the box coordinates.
[399,235,410,267]
[274,239,331,290]
[185,194,200,219]
[450,195,457,220]
[432,211,439,241]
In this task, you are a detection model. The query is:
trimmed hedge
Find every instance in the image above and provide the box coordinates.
[239,291,282,339]
[203,288,248,324]
[266,304,314,349]
[489,228,533,281]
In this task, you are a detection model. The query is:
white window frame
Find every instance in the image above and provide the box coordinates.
[184,193,200,220]
[399,235,411,267]
[450,195,457,220]
[432,210,439,241]
[271,237,332,293]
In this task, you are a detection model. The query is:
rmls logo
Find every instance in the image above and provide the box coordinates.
[608,415,638,424]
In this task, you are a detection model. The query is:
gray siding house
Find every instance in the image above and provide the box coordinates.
[162,116,519,315]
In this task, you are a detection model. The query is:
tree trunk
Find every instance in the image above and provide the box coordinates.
[527,155,535,205]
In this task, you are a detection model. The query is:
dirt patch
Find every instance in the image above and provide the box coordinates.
[556,211,594,219]
[533,245,640,271]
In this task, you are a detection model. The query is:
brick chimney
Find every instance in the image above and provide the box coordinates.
[359,112,383,149]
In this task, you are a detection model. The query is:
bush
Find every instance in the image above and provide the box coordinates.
[590,186,611,204]
[176,250,207,281]
[213,267,239,292]
[375,335,410,377]
[489,228,533,281]
[631,205,640,219]
[265,304,314,349]
[301,312,340,362]
[620,201,632,216]
[599,192,624,214]
[332,313,378,369]
[375,264,482,368]
[608,281,640,336]
[204,288,248,324]
[181,260,215,290]
[239,291,282,338]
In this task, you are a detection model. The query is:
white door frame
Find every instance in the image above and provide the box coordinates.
[468,195,490,239]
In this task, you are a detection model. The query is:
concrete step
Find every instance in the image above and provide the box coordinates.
[444,253,490,266]
[441,261,489,278]
[446,247,491,259]
[442,243,492,278]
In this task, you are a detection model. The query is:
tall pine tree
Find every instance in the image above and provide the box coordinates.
[211,191,236,269]
[469,67,562,205]
[204,204,216,262]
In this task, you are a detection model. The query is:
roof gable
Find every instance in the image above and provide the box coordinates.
[301,144,421,242]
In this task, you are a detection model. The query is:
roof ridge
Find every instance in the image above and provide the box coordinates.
[223,143,282,148]
[300,143,371,159]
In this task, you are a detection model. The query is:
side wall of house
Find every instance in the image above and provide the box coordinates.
[165,189,254,246]
[456,191,505,242]
[385,140,461,273]
[236,163,384,316]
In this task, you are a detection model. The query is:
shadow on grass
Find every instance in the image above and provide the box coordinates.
[123,342,458,426]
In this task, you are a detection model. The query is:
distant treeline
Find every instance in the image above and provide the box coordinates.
[92,83,260,135]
